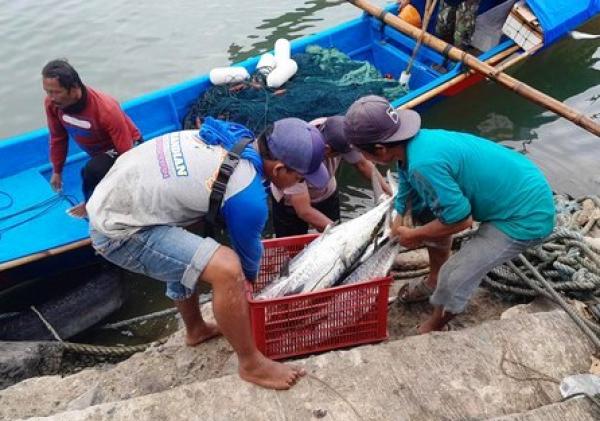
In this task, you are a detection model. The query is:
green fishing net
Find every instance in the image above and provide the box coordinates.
[183,45,407,133]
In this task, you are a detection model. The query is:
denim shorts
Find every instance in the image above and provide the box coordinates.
[430,223,543,314]
[90,226,220,301]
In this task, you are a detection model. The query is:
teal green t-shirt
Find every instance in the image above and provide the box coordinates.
[394,129,555,240]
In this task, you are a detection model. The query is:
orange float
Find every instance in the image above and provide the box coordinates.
[399,4,422,28]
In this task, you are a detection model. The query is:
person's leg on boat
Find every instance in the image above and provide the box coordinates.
[454,0,481,51]
[70,150,118,218]
[432,1,458,72]
[89,225,305,389]
[420,222,541,333]
[435,0,457,45]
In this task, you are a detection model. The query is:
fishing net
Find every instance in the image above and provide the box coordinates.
[183,45,407,134]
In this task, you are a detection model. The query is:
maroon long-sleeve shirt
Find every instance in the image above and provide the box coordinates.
[44,86,141,174]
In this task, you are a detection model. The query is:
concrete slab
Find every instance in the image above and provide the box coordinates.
[17,311,596,421]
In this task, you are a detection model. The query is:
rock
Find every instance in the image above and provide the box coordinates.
[393,249,429,271]
[65,383,102,411]
[589,356,600,375]
[584,236,600,250]
[500,297,560,320]
[577,201,600,230]
[19,312,597,421]
[0,341,63,390]
[0,335,235,420]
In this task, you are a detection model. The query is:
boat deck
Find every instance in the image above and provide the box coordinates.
[0,157,88,265]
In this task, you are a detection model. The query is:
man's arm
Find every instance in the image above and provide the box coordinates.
[44,99,69,191]
[353,158,393,196]
[393,163,473,248]
[393,215,473,248]
[221,175,268,282]
[288,191,333,232]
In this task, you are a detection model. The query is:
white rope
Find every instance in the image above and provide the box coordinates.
[30,305,63,342]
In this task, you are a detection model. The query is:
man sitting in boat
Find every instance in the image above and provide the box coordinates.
[343,95,555,333]
[270,115,392,237]
[42,59,142,218]
[436,0,482,51]
[402,0,482,72]
[85,117,327,389]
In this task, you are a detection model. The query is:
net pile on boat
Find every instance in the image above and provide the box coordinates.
[183,45,407,134]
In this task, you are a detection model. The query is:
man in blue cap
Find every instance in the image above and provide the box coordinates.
[86,117,328,389]
[270,115,392,237]
[344,95,554,334]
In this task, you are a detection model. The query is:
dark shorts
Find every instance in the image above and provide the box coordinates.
[81,151,118,201]
[81,138,143,201]
[271,190,341,238]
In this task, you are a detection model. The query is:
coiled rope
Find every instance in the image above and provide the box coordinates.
[482,195,600,347]
[484,196,600,300]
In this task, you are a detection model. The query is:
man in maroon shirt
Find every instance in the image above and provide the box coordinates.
[42,59,142,217]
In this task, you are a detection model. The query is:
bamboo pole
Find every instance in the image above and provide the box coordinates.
[347,0,600,137]
[399,45,520,110]
[403,0,438,76]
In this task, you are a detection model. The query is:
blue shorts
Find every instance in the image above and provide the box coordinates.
[90,226,220,301]
[430,223,543,314]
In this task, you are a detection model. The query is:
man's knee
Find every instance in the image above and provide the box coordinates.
[202,246,244,285]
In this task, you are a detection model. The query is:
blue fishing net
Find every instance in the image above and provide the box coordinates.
[183,45,407,134]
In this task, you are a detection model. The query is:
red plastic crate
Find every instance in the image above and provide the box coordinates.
[247,234,391,360]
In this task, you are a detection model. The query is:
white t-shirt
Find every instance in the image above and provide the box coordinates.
[87,130,257,237]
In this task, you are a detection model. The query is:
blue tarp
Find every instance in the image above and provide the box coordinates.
[526,0,600,44]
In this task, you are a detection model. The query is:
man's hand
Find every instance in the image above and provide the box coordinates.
[50,172,63,192]
[397,0,411,10]
[392,216,422,249]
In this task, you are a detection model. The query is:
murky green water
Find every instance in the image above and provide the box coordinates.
[1,1,598,344]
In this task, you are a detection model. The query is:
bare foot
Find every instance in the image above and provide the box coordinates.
[67,203,87,219]
[185,322,222,347]
[417,321,450,334]
[239,354,306,390]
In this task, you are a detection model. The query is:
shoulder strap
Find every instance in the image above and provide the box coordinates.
[204,137,253,238]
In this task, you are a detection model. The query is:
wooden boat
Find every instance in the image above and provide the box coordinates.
[1,0,598,290]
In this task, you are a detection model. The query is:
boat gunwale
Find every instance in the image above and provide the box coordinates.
[2,2,580,272]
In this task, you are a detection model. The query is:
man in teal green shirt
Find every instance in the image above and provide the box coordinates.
[344,95,555,333]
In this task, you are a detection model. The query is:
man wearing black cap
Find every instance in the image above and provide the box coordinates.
[344,95,554,334]
[270,115,391,237]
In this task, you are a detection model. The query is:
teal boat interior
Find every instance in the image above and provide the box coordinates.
[1,0,597,275]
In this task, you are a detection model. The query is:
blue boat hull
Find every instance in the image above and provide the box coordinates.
[1,0,597,287]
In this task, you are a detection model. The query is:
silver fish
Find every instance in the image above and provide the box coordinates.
[256,195,393,299]
[342,239,402,285]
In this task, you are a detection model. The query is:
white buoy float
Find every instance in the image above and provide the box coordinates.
[274,38,291,64]
[256,53,276,75]
[209,66,250,85]
[266,58,298,89]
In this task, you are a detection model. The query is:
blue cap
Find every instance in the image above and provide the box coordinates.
[268,118,329,189]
